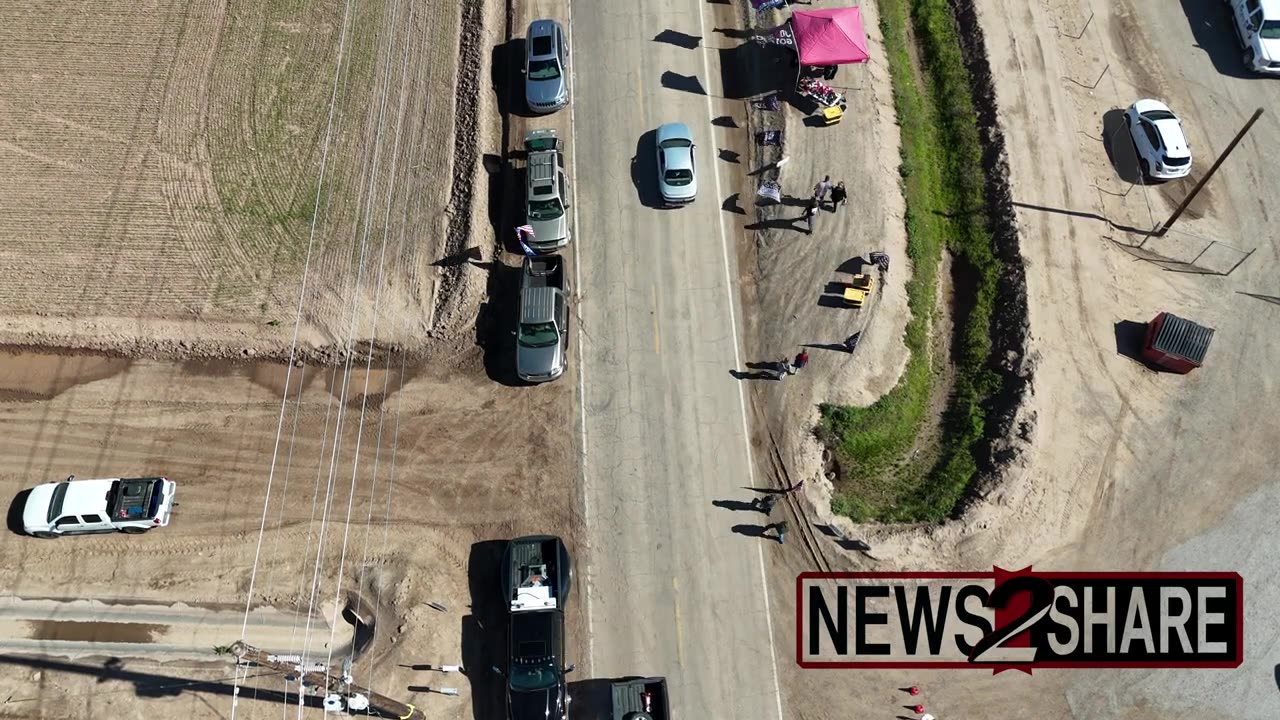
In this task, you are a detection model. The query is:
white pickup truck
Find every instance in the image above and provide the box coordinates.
[1228,0,1280,75]
[22,476,176,538]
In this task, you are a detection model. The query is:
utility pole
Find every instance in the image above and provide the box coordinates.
[230,641,426,720]
[1155,107,1263,237]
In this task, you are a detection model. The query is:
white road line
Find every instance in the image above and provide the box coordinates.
[564,0,596,676]
[694,2,786,719]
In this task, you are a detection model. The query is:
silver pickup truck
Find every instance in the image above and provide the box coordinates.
[524,129,571,252]
[516,255,570,383]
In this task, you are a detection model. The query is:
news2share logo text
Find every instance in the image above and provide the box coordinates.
[798,569,1242,673]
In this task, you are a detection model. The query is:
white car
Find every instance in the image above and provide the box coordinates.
[22,475,176,538]
[1228,0,1280,75]
[655,122,697,206]
[1124,99,1192,181]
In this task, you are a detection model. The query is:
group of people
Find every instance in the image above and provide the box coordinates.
[750,480,805,544]
[799,175,847,234]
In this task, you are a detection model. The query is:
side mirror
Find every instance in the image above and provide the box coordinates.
[564,664,577,674]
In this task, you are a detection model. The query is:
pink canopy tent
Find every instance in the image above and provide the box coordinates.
[790,7,870,66]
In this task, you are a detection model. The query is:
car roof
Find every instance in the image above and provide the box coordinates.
[511,610,563,657]
[1152,118,1189,154]
[54,479,116,517]
[527,19,561,45]
[656,122,693,143]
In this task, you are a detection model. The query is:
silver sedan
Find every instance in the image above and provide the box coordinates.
[655,122,697,206]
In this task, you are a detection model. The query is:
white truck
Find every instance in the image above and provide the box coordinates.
[22,476,176,538]
[1228,0,1280,75]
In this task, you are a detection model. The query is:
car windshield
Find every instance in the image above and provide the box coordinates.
[664,169,693,185]
[528,59,560,80]
[519,322,559,348]
[660,138,692,149]
[1162,154,1191,167]
[1262,20,1280,39]
[47,482,69,523]
[1141,109,1177,122]
[509,661,558,691]
[527,198,564,220]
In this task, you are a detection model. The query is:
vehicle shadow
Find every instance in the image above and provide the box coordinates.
[475,260,527,387]
[1178,0,1254,79]
[631,129,663,209]
[492,39,541,118]
[463,540,509,720]
[1101,109,1145,185]
[6,489,30,536]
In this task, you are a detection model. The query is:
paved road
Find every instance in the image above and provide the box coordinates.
[570,0,786,717]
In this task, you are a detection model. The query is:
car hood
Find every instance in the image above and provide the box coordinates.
[1255,36,1280,62]
[517,340,563,380]
[509,687,558,720]
[528,215,568,246]
[22,483,56,532]
[526,78,565,105]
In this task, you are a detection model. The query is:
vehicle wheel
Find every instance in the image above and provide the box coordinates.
[30,531,57,539]
[120,527,149,535]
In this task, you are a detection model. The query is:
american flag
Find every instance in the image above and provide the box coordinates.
[515,225,538,257]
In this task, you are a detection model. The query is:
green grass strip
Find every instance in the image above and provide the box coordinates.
[816,0,1002,522]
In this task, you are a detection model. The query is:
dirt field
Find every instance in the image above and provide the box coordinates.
[0,0,492,358]
[0,348,581,719]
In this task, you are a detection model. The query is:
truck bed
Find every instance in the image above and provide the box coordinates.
[106,477,166,521]
[611,677,669,720]
[522,255,564,290]
[506,535,569,612]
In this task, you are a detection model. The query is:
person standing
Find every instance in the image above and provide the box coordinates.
[773,358,791,380]
[773,520,789,545]
[792,350,809,372]
[829,181,847,211]
[754,494,778,514]
[842,332,860,353]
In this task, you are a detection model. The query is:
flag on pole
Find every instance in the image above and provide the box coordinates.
[515,225,538,257]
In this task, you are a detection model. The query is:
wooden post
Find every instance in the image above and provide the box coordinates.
[1156,108,1263,237]
[231,641,426,720]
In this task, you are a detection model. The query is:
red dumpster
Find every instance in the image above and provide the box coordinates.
[1142,312,1214,374]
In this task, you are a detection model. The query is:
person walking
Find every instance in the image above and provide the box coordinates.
[802,196,819,234]
[829,181,847,211]
[792,350,809,373]
[842,332,860,353]
[773,520,789,545]
[773,358,790,380]
[813,175,833,203]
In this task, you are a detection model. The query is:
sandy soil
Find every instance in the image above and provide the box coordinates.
[0,346,582,719]
[750,0,1280,717]
[0,0,491,358]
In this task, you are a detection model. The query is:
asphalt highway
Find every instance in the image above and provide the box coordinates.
[569,0,787,717]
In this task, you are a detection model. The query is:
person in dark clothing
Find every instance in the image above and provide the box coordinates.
[842,332,860,353]
[773,520,789,544]
[754,494,778,514]
[829,181,847,211]
[792,350,809,372]
[802,196,819,234]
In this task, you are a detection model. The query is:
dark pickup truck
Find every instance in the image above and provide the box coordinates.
[495,535,575,720]
[610,677,670,720]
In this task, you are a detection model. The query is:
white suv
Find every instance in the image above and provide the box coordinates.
[1125,99,1192,181]
[1228,0,1280,75]
[22,475,176,538]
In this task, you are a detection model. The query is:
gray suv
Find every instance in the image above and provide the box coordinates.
[524,19,569,114]
[516,256,569,384]
[524,129,570,252]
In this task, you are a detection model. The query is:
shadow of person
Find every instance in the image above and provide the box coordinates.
[730,369,777,381]
[712,499,758,512]
[731,523,769,538]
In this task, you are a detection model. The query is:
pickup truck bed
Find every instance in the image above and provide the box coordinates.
[523,256,564,290]
[611,677,670,720]
[504,535,572,612]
